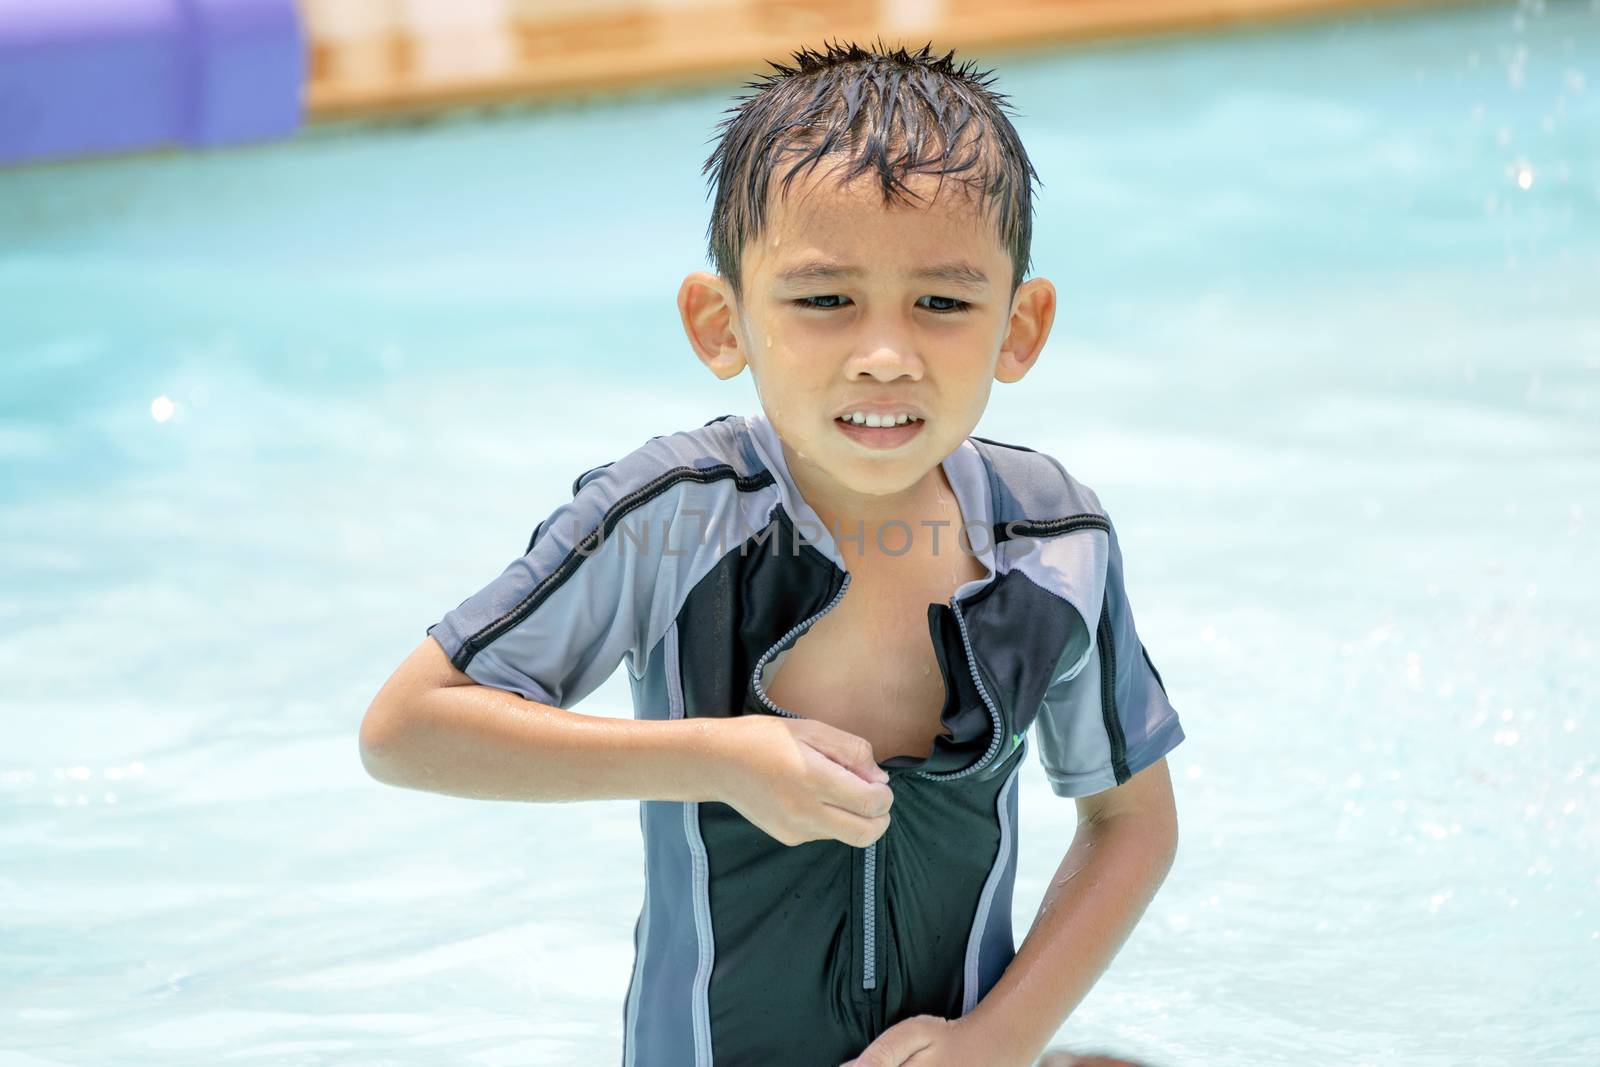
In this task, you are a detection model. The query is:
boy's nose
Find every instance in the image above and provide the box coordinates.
[849,339,924,380]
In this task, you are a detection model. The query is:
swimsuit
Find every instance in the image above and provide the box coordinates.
[426,410,1186,1065]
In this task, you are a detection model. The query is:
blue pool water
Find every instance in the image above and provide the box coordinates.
[2,2,1596,1064]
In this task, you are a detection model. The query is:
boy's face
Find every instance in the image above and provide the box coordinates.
[679,161,1055,505]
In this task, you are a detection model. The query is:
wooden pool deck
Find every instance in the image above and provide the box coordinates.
[302,0,1473,122]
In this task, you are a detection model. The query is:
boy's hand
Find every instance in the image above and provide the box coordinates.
[711,714,894,848]
[841,1015,1151,1067]
[838,1015,985,1066]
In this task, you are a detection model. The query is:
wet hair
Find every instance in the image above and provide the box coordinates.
[701,37,1042,304]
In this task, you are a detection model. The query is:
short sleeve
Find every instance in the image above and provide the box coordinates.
[1032,512,1185,797]
[425,451,669,710]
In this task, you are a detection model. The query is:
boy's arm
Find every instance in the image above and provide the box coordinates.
[359,634,730,803]
[961,757,1179,1066]
[850,500,1184,1067]
[360,635,896,848]
[365,437,894,827]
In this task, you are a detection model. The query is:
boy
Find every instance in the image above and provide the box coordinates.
[361,40,1183,1067]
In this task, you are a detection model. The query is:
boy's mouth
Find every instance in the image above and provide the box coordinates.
[833,413,926,450]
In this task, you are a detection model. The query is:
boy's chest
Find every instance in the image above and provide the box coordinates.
[761,549,990,763]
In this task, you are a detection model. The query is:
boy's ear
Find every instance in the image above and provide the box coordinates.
[679,272,747,381]
[994,276,1057,384]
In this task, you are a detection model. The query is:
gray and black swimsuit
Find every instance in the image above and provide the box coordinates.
[426,410,1186,1066]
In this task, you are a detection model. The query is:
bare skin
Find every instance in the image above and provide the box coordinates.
[761,461,991,764]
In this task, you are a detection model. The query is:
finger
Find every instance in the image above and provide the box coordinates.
[811,754,895,818]
[847,1018,936,1067]
[819,803,891,847]
[802,723,889,783]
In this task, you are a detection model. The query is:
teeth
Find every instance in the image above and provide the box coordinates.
[839,411,922,427]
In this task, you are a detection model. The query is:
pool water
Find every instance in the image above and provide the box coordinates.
[2,2,1596,1064]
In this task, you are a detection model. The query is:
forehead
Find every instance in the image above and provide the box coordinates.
[751,162,1003,275]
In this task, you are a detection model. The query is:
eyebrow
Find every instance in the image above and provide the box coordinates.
[774,260,992,292]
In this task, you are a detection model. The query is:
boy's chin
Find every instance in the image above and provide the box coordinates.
[813,450,942,492]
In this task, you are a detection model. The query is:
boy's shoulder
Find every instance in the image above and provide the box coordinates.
[525,413,769,554]
[960,430,1110,529]
[562,412,759,499]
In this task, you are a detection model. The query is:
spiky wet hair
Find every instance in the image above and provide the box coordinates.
[701,37,1042,304]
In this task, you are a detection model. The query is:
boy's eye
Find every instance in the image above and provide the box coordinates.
[790,295,971,314]
[793,295,850,310]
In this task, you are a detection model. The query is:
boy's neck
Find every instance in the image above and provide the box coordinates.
[776,435,960,568]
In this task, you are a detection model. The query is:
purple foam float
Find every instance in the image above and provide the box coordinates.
[0,0,305,167]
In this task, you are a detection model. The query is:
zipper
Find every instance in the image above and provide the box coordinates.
[749,572,853,719]
[745,571,1004,994]
[753,577,1003,781]
[863,838,878,991]
[747,572,886,994]
[913,594,1004,783]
